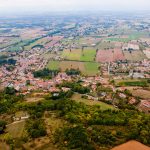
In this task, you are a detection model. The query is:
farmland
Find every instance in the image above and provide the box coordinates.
[77,37,101,46]
[96,41,115,49]
[115,79,149,87]
[47,61,100,76]
[123,50,146,61]
[62,49,96,61]
[107,37,131,43]
[131,89,150,99]
[96,49,125,62]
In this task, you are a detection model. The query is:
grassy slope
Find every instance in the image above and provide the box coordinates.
[6,120,26,138]
[72,93,115,110]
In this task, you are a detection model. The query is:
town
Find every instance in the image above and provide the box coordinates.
[0,12,150,150]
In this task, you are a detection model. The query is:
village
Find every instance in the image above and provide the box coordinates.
[0,40,150,113]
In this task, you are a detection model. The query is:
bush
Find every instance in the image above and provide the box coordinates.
[26,119,47,138]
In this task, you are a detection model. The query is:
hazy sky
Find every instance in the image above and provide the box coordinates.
[0,0,150,14]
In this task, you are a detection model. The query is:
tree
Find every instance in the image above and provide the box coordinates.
[4,87,16,95]
[0,120,7,134]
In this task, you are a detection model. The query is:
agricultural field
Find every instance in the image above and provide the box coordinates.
[107,32,149,42]
[96,49,125,62]
[72,93,115,110]
[106,37,132,43]
[47,61,100,76]
[123,50,147,61]
[77,37,101,47]
[47,60,60,70]
[20,28,47,40]
[96,41,115,49]
[115,79,149,87]
[62,49,96,61]
[131,89,150,99]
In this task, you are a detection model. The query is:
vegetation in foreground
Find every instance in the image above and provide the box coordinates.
[0,87,150,150]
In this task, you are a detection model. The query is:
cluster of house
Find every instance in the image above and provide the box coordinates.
[0,46,72,94]
[0,62,72,95]
[106,59,150,79]
[81,76,109,91]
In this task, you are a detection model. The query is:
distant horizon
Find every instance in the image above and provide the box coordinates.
[0,0,150,16]
[0,10,150,18]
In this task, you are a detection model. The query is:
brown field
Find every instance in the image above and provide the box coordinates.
[60,61,85,71]
[111,140,150,150]
[123,50,146,61]
[131,89,150,99]
[96,49,125,62]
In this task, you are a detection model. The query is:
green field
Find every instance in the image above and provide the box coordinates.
[106,38,131,43]
[84,62,100,75]
[106,32,149,43]
[62,49,96,61]
[116,79,149,87]
[47,61,60,70]
[80,49,96,61]
[47,61,100,76]
[72,93,115,110]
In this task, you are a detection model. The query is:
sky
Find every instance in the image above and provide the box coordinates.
[0,0,150,14]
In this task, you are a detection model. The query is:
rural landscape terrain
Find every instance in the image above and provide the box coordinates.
[0,12,150,150]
